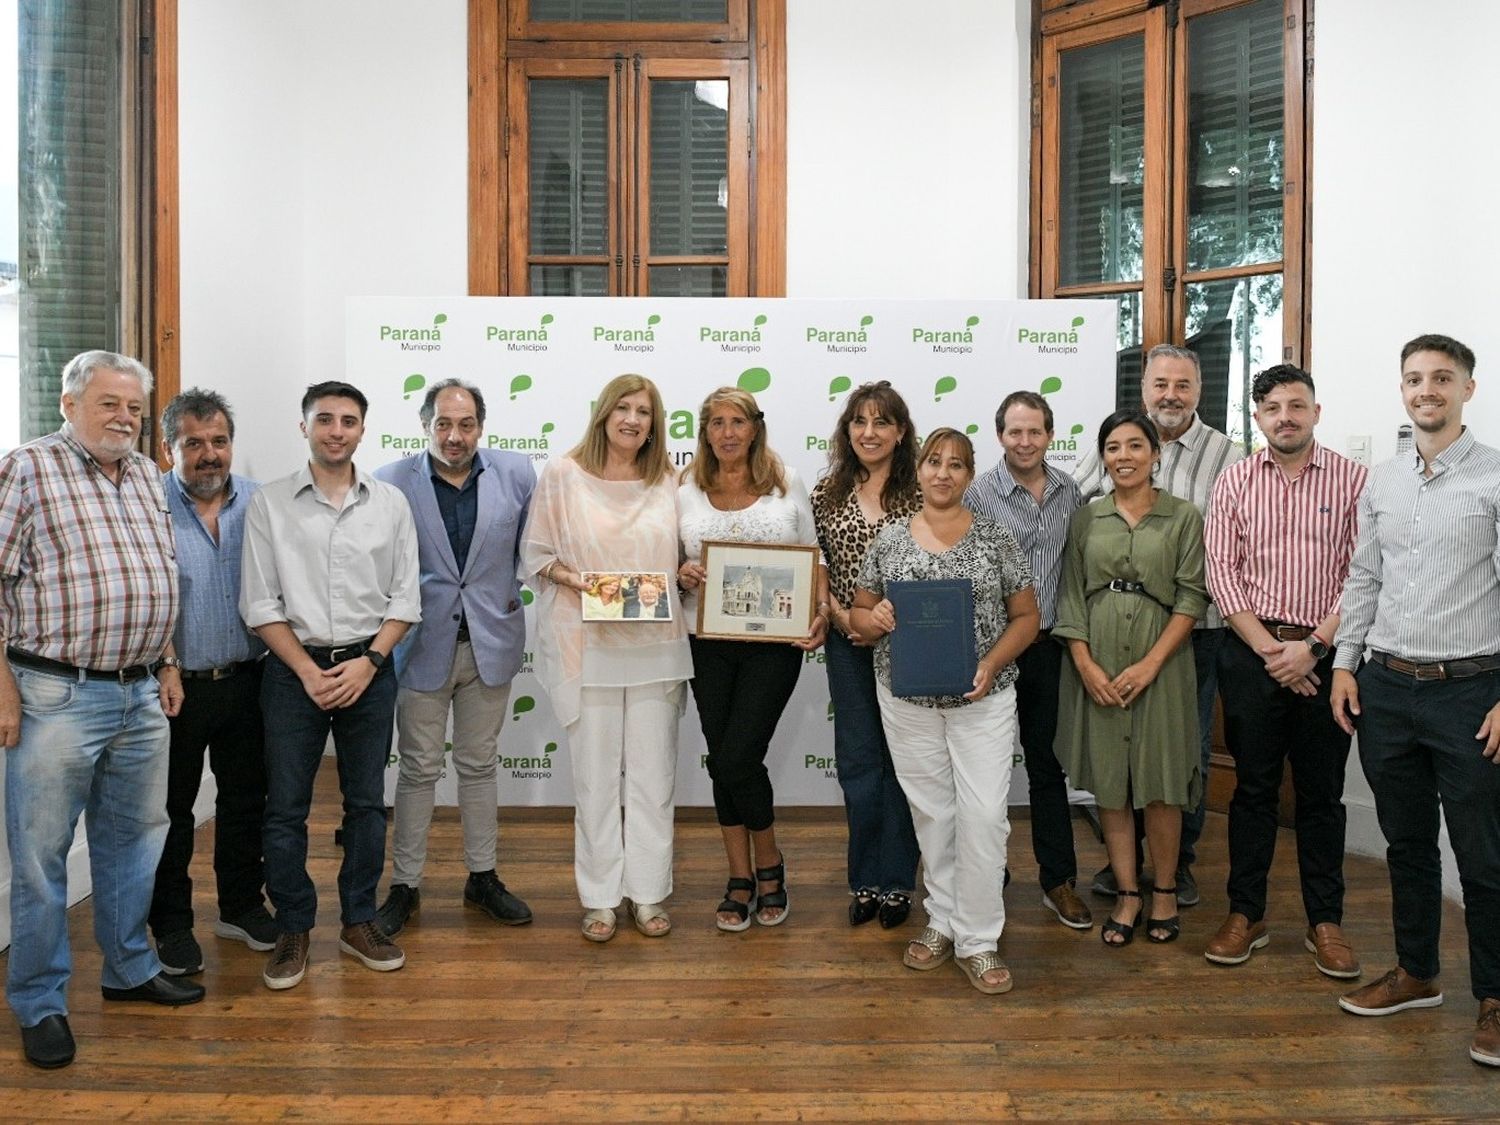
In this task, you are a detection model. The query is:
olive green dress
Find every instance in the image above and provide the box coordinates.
[1053,490,1208,810]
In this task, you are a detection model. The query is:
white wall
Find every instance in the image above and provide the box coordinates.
[1310,0,1500,896]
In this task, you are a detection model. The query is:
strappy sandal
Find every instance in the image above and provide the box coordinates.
[1101,888,1142,947]
[957,950,1014,995]
[903,926,954,971]
[754,855,789,927]
[630,901,671,938]
[581,907,617,943]
[1147,885,1181,944]
[715,877,756,933]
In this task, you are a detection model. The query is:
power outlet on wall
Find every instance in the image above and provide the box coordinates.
[1347,435,1371,466]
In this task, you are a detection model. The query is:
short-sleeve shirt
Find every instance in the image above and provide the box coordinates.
[856,513,1033,708]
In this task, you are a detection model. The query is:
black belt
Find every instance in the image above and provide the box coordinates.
[1369,650,1500,681]
[303,639,376,664]
[180,660,256,681]
[1260,619,1315,642]
[7,647,155,683]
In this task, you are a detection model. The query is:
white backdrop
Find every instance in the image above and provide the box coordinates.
[346,297,1117,806]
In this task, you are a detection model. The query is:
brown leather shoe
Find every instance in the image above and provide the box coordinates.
[1338,966,1443,1016]
[1042,880,1093,930]
[1204,913,1269,965]
[263,931,311,991]
[1472,998,1500,1066]
[1304,922,1361,979]
[339,921,406,972]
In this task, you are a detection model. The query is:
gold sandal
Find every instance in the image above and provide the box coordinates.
[581,907,617,943]
[902,926,954,971]
[957,950,1014,995]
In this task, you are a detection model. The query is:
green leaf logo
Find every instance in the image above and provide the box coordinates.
[826,700,835,721]
[1070,423,1084,437]
[544,741,558,755]
[828,375,852,401]
[540,313,554,326]
[540,421,555,436]
[509,374,533,400]
[738,367,772,394]
[1040,376,1063,395]
[646,314,661,327]
[1070,316,1085,328]
[520,588,534,606]
[433,313,448,325]
[965,315,980,328]
[402,374,426,400]
[859,315,874,328]
[965,423,979,436]
[934,375,957,401]
[512,696,535,720]
[753,314,768,327]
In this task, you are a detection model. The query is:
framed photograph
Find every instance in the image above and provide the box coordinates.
[580,571,674,622]
[697,541,819,642]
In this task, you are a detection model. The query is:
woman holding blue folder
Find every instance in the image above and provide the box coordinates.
[851,427,1039,994]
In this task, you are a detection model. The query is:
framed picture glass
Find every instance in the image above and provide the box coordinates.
[697,541,819,642]
[580,571,674,622]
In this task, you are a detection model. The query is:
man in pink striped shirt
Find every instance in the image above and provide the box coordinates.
[1203,365,1368,977]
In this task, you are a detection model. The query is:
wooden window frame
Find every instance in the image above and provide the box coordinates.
[507,0,748,43]
[470,0,785,297]
[1030,0,1312,368]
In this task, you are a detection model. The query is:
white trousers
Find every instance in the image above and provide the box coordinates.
[391,642,511,885]
[876,682,1015,959]
[568,681,683,909]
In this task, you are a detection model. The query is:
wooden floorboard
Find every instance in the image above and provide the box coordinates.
[3,763,1498,1122]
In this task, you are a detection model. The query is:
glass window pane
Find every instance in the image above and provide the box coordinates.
[531,0,726,21]
[530,264,609,296]
[648,264,725,296]
[529,79,609,256]
[1059,34,1145,286]
[649,80,728,256]
[1111,291,1144,411]
[1186,0,1284,272]
[1186,273,1283,449]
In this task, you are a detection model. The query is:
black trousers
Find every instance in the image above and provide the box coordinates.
[148,665,269,936]
[1016,637,1077,889]
[1357,659,1500,1000]
[1219,631,1350,925]
[688,637,802,831]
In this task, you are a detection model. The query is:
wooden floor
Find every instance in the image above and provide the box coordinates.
[3,766,1498,1122]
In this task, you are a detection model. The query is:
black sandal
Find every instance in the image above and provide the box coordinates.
[1147,885,1181,944]
[849,886,881,927]
[716,877,756,933]
[1101,888,1142,947]
[754,856,789,927]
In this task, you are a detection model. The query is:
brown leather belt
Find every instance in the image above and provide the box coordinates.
[1369,650,1500,681]
[1260,619,1315,642]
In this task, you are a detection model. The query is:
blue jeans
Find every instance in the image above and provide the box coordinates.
[825,630,918,893]
[260,652,397,932]
[1178,627,1224,866]
[5,666,169,1028]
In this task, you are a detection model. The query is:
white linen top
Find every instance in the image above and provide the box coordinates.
[677,465,817,633]
[520,456,692,727]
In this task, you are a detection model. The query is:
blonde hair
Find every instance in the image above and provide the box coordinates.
[684,386,787,496]
[587,574,624,602]
[917,427,976,477]
[569,374,671,487]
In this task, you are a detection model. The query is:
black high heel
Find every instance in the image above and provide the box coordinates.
[1147,885,1181,944]
[1101,888,1142,947]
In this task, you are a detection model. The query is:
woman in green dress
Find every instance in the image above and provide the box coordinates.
[1054,409,1208,947]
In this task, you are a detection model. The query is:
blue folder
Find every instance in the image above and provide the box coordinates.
[887,579,976,697]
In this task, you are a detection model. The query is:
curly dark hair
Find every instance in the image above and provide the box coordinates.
[814,381,919,518]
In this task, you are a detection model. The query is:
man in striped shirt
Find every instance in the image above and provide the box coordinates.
[965,390,1090,929]
[1075,343,1243,906]
[0,351,204,1070]
[1203,365,1367,976]
[1331,334,1500,1068]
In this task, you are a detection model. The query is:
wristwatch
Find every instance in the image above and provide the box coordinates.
[158,656,183,670]
[1306,635,1330,661]
[364,649,388,670]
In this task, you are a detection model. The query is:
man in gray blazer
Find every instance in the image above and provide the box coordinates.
[373,378,537,936]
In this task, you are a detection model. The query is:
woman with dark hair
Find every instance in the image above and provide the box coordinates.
[676,387,823,931]
[851,428,1039,995]
[522,374,692,943]
[811,382,922,928]
[1054,409,1208,948]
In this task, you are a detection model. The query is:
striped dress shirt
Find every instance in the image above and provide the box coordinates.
[964,459,1080,628]
[1073,413,1244,628]
[1205,442,1367,628]
[1334,428,1500,670]
[0,430,178,670]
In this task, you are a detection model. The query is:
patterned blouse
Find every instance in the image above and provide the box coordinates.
[856,513,1033,708]
[810,475,921,608]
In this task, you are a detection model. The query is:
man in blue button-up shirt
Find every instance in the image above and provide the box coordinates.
[149,389,276,978]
